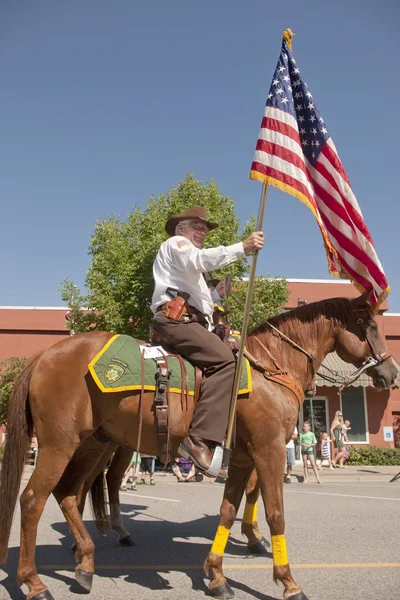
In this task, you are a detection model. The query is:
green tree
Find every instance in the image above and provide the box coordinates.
[60,173,288,339]
[228,276,289,332]
[0,357,28,425]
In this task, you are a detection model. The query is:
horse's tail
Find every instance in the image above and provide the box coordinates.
[0,354,41,563]
[89,470,109,534]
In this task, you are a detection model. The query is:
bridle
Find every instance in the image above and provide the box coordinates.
[315,307,391,388]
[353,308,391,364]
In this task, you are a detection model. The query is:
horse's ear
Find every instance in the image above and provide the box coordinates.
[352,289,373,308]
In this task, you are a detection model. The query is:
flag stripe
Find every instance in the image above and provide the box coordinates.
[322,144,374,244]
[307,173,386,283]
[251,161,315,206]
[308,164,386,284]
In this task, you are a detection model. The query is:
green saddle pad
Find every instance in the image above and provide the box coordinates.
[88,334,251,396]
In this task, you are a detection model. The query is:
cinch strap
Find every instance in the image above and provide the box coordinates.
[242,501,258,525]
[271,534,288,566]
[211,526,230,556]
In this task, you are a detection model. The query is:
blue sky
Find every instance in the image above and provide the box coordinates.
[1,1,399,310]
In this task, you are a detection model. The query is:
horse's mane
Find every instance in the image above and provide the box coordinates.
[247,297,352,359]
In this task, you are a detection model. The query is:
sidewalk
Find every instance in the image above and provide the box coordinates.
[21,464,400,484]
[289,463,400,483]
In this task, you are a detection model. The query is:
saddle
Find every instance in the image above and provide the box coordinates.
[88,334,251,465]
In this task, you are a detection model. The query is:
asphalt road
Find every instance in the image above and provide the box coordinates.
[1,470,400,600]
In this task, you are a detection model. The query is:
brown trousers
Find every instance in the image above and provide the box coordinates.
[152,315,236,444]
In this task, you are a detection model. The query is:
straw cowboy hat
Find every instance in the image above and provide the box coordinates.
[165,206,219,237]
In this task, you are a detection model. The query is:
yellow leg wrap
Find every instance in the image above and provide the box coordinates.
[271,534,288,566]
[242,501,258,524]
[211,526,230,556]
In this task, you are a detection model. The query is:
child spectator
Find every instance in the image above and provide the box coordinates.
[342,420,351,442]
[299,422,321,484]
[317,432,334,470]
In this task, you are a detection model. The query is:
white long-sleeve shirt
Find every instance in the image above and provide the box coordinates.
[151,236,245,324]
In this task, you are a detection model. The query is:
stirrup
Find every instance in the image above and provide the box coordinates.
[205,445,224,478]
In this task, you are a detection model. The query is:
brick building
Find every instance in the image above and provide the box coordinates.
[1,278,399,448]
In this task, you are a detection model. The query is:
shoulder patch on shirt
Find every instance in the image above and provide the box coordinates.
[177,240,190,248]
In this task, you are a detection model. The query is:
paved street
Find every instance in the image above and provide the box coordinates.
[1,466,400,600]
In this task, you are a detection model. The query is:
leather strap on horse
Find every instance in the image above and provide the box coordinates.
[134,349,145,471]
[251,334,285,372]
[243,347,303,408]
[154,357,170,464]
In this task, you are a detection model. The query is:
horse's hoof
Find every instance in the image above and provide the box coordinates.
[30,591,56,600]
[76,568,94,592]
[210,582,235,599]
[119,534,135,546]
[284,593,309,600]
[247,536,270,555]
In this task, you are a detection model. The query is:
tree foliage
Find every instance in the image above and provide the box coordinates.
[228,276,289,332]
[60,174,288,339]
[0,357,28,426]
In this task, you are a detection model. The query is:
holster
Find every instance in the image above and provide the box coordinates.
[163,296,188,320]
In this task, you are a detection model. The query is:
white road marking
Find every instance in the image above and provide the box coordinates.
[287,490,400,501]
[119,492,181,503]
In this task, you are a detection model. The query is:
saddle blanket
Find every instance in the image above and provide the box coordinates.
[88,334,252,396]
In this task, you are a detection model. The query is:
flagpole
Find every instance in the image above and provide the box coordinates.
[223,182,268,463]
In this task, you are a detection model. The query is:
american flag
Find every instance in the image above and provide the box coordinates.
[250,34,389,308]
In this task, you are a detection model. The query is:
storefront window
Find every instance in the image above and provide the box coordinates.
[302,398,328,438]
[341,387,367,442]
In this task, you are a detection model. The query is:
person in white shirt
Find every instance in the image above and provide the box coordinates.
[151,206,264,472]
[284,426,298,483]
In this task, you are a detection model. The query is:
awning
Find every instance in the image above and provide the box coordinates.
[316,352,400,388]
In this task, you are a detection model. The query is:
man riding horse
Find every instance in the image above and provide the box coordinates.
[151,206,264,472]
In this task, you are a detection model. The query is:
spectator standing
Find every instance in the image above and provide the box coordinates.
[120,452,140,491]
[299,422,321,484]
[317,432,334,470]
[330,411,346,468]
[284,426,298,484]
[342,421,351,462]
[139,454,156,485]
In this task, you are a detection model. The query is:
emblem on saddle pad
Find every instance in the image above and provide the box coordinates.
[104,358,128,384]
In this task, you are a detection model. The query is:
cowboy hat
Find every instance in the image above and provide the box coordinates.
[165,206,219,237]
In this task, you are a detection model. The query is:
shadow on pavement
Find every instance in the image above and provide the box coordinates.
[1,506,279,600]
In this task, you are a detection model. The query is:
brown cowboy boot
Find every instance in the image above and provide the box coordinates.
[178,435,214,471]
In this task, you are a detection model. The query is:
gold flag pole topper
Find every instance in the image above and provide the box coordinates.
[222,29,294,468]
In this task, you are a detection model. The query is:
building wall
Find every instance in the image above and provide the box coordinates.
[0,308,69,359]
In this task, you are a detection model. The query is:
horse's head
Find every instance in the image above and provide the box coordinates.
[334,292,398,389]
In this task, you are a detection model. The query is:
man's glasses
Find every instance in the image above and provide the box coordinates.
[188,222,209,234]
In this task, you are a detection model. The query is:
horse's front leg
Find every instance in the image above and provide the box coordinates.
[204,450,254,600]
[254,441,308,600]
[240,467,269,554]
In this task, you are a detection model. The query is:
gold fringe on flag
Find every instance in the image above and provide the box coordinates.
[282,28,295,50]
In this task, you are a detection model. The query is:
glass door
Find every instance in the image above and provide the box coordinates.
[300,397,329,439]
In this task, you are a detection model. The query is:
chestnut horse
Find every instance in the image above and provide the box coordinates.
[0,294,396,600]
